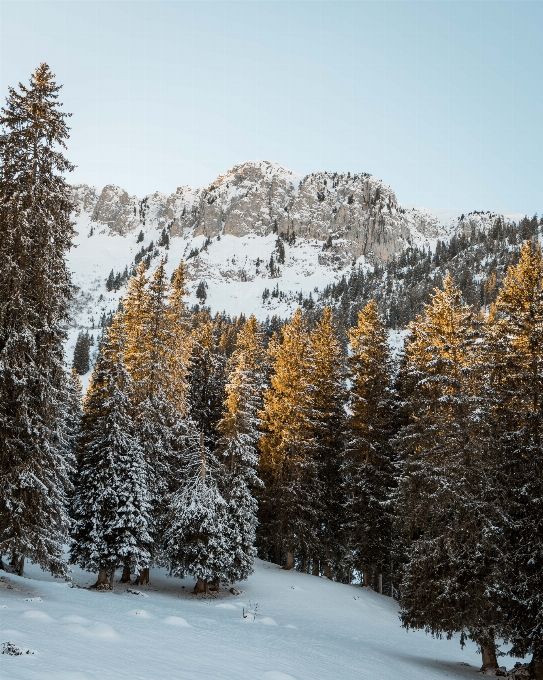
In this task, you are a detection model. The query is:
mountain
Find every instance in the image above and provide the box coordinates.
[66,160,527,370]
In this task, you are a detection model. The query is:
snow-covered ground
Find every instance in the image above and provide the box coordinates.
[1,559,486,680]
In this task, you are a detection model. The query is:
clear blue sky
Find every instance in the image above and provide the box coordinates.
[1,1,542,214]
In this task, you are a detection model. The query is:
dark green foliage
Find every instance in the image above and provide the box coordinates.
[72,331,91,375]
[0,64,75,576]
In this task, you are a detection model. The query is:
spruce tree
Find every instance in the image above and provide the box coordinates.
[0,64,75,577]
[484,241,543,679]
[187,312,227,450]
[395,273,502,672]
[164,433,229,593]
[216,316,265,583]
[72,330,90,374]
[343,301,395,591]
[64,368,83,468]
[70,318,152,589]
[122,260,181,583]
[258,308,318,569]
[308,307,346,579]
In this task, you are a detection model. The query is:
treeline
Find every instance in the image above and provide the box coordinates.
[311,214,542,335]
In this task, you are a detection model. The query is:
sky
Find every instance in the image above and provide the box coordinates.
[1,1,542,215]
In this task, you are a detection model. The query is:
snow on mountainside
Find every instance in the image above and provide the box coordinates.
[0,558,486,680]
[65,161,522,364]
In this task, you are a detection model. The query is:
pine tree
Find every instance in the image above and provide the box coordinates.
[484,241,543,679]
[164,433,229,593]
[258,308,318,569]
[64,368,83,467]
[395,273,502,672]
[72,330,90,374]
[122,260,181,583]
[343,300,395,591]
[0,64,75,577]
[308,307,346,579]
[187,312,227,450]
[70,319,152,589]
[216,316,266,583]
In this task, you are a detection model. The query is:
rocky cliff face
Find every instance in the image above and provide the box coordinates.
[71,161,454,261]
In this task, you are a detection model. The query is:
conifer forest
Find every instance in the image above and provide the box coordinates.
[1,65,543,680]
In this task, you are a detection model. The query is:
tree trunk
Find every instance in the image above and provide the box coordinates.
[323,563,332,580]
[283,551,294,570]
[312,559,320,576]
[93,566,109,588]
[16,556,24,577]
[193,578,206,594]
[530,651,543,680]
[273,545,282,565]
[363,571,371,587]
[480,639,498,674]
[119,564,131,583]
[109,568,115,590]
[135,567,150,586]
[378,573,383,594]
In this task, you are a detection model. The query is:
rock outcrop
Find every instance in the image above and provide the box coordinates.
[70,161,457,261]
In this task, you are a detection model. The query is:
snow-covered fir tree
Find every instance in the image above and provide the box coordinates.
[70,316,153,589]
[343,300,395,591]
[395,273,502,673]
[64,368,83,468]
[484,241,543,680]
[0,64,75,577]
[216,316,266,583]
[164,433,230,593]
[72,330,91,375]
[258,308,318,569]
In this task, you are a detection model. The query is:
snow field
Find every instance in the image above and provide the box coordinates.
[1,559,485,680]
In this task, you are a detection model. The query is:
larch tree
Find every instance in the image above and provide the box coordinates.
[216,316,266,583]
[0,64,75,577]
[258,308,318,570]
[343,300,395,592]
[484,241,543,680]
[308,307,346,579]
[395,273,502,673]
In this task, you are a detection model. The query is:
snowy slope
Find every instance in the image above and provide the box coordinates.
[0,559,486,680]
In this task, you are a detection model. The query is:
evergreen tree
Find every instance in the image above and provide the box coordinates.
[72,330,90,374]
[122,260,181,583]
[187,312,227,450]
[70,319,152,589]
[343,301,395,591]
[258,308,318,569]
[216,316,266,583]
[0,64,75,577]
[395,273,502,672]
[484,241,543,679]
[164,433,229,593]
[308,307,346,579]
[64,368,83,467]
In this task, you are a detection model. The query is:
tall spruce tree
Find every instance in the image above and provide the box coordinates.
[395,273,502,672]
[70,316,152,589]
[308,307,346,579]
[216,316,266,583]
[343,300,395,591]
[258,308,318,569]
[0,64,75,576]
[484,241,543,680]
[122,260,181,584]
